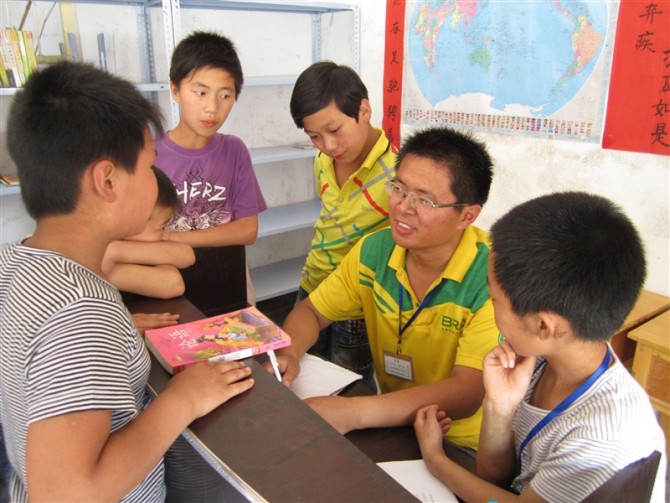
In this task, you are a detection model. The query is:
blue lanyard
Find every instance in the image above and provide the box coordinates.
[517,349,612,463]
[396,283,440,354]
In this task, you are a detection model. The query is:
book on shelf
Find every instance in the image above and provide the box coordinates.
[0,174,20,186]
[16,29,32,82]
[145,305,291,374]
[0,29,37,87]
[5,28,26,85]
[21,31,38,75]
[0,30,21,87]
[0,55,9,88]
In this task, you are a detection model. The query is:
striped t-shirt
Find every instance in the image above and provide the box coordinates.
[0,243,165,502]
[512,349,666,502]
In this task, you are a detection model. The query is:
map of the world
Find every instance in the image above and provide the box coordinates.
[402,1,615,140]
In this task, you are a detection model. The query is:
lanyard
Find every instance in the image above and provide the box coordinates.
[517,349,612,463]
[396,283,440,354]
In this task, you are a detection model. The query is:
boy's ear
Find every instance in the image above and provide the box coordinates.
[359,98,372,121]
[537,311,567,341]
[90,160,118,202]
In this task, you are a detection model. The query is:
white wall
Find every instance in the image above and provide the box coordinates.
[1,1,668,296]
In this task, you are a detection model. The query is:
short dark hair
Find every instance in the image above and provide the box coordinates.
[152,166,179,212]
[395,127,493,205]
[7,61,164,220]
[290,61,368,129]
[490,192,646,341]
[170,31,244,98]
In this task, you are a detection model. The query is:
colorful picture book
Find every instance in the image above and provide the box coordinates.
[145,306,291,374]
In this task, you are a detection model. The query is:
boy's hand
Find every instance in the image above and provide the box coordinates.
[483,341,536,414]
[414,405,452,466]
[166,361,254,419]
[132,312,180,336]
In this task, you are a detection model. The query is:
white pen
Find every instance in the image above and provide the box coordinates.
[267,349,282,382]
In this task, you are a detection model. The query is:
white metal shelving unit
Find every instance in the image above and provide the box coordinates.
[1,0,173,196]
[1,0,360,303]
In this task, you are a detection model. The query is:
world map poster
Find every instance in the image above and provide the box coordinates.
[396,1,618,142]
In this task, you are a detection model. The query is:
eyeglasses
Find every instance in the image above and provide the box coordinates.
[385,180,469,211]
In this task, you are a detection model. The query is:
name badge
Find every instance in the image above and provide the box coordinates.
[383,350,414,382]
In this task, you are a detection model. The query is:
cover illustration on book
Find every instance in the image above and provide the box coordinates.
[145,306,291,374]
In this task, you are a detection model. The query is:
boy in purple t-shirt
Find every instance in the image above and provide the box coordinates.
[155,31,267,303]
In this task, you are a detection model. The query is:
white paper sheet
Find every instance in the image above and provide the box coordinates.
[378,459,458,503]
[289,353,362,400]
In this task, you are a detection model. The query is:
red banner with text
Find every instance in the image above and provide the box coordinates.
[602,0,670,155]
[382,0,406,150]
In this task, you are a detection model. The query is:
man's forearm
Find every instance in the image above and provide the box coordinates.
[280,299,324,358]
[354,368,486,430]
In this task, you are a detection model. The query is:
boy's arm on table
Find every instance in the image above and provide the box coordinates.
[103,240,195,270]
[270,298,333,385]
[306,365,485,434]
[168,215,259,247]
[108,263,186,299]
[132,312,180,335]
[414,405,543,503]
[26,361,254,502]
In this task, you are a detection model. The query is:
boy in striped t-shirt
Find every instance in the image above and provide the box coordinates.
[0,61,254,502]
[414,192,666,502]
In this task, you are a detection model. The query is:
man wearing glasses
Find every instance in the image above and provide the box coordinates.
[271,127,498,454]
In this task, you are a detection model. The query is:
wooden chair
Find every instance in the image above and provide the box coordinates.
[180,246,248,317]
[581,450,661,502]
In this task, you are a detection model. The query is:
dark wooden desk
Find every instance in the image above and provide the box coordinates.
[125,294,417,502]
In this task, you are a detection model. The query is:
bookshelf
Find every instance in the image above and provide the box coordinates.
[0,0,361,302]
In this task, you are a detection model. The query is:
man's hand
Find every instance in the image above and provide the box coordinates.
[262,352,300,386]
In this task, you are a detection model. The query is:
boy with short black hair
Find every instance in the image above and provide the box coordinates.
[290,61,396,390]
[155,31,267,304]
[414,191,666,502]
[103,166,195,300]
[0,61,254,502]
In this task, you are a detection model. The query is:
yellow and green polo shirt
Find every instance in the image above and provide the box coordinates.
[310,226,499,450]
[300,128,396,293]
